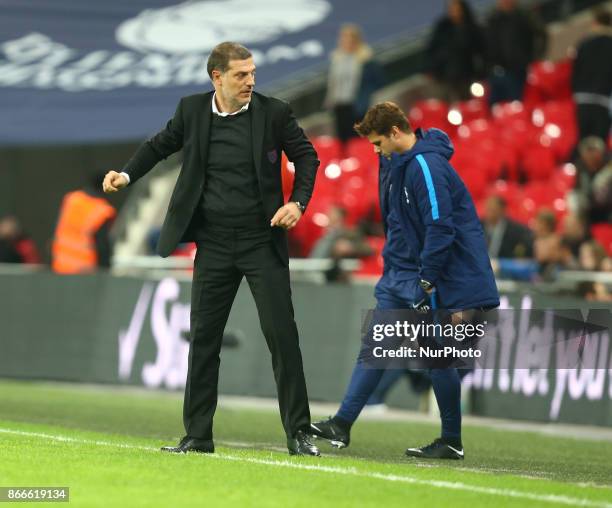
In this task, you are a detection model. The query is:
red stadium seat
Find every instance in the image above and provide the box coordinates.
[492,104,534,180]
[521,180,568,225]
[521,137,557,181]
[532,99,575,128]
[311,136,342,167]
[344,137,378,169]
[408,99,450,131]
[492,101,529,124]
[530,100,577,161]
[526,60,573,103]
[454,120,503,181]
[555,163,577,191]
[591,224,612,256]
[455,98,489,124]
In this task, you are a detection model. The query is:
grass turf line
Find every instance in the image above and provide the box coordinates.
[0,380,611,507]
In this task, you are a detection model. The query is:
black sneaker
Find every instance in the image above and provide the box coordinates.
[287,430,321,456]
[310,417,350,449]
[405,438,464,460]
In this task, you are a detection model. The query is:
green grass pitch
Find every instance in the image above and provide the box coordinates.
[0,379,611,507]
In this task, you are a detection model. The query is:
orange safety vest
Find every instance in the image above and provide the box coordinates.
[51,190,117,274]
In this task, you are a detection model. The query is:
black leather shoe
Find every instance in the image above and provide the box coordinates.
[161,436,215,454]
[287,430,321,456]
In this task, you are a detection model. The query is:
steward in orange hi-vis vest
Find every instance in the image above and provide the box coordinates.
[51,190,116,274]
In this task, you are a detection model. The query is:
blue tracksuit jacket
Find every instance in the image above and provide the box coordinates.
[387,128,500,311]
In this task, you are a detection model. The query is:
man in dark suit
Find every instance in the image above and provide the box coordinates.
[103,42,320,456]
[482,195,533,259]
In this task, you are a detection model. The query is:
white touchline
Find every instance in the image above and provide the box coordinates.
[1,427,611,508]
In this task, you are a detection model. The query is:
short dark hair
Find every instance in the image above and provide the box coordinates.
[354,102,412,137]
[207,42,252,79]
[593,7,612,27]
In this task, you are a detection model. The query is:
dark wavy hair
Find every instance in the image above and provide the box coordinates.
[354,102,412,137]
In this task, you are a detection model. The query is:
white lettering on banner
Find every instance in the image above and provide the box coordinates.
[142,278,190,389]
[0,1,331,90]
[118,283,153,380]
[464,299,612,421]
[0,34,324,90]
[511,307,551,397]
[119,278,191,389]
[550,333,609,419]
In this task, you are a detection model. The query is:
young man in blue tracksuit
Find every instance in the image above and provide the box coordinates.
[311,102,499,459]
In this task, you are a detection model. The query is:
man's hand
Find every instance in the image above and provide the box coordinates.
[103,171,128,193]
[271,202,302,230]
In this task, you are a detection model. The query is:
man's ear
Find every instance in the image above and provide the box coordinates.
[211,69,222,85]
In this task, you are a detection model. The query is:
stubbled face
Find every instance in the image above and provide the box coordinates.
[367,131,399,159]
[213,57,256,112]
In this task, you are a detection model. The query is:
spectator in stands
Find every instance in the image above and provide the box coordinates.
[51,172,116,273]
[0,215,40,264]
[577,280,612,301]
[426,0,485,102]
[591,159,612,223]
[482,195,533,258]
[485,0,546,105]
[571,7,612,144]
[324,24,385,144]
[561,212,590,259]
[571,136,612,224]
[310,205,373,282]
[533,208,561,278]
[579,240,608,271]
[558,237,581,270]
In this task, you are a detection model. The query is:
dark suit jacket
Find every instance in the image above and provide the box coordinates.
[122,91,319,263]
[482,218,533,259]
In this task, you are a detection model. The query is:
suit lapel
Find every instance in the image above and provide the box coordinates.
[199,92,213,169]
[250,94,266,184]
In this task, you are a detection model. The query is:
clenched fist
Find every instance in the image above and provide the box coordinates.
[103,171,129,193]
[270,202,302,230]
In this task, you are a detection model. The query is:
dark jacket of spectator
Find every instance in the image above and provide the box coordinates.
[485,3,545,74]
[483,217,533,258]
[572,137,612,224]
[572,29,612,98]
[571,9,612,142]
[427,0,485,99]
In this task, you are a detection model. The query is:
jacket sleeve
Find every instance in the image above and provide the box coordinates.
[121,98,185,185]
[281,102,320,209]
[411,154,456,285]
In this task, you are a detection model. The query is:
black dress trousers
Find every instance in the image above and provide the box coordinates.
[183,223,311,440]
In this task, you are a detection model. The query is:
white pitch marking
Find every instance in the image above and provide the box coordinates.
[1,427,611,508]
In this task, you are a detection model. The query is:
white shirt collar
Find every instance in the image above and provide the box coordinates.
[212,92,250,116]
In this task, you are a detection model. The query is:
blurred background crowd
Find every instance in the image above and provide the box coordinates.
[1,0,610,300]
